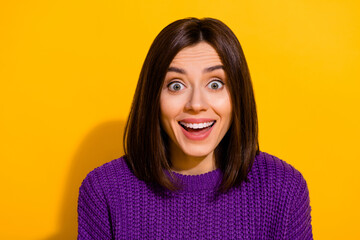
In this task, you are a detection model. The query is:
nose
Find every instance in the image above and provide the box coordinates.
[184,87,208,112]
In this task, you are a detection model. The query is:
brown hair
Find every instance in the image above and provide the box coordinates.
[124,17,259,192]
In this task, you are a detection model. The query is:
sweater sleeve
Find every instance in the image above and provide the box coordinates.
[287,173,313,240]
[77,170,112,240]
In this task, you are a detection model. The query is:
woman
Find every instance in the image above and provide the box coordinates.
[78,18,312,239]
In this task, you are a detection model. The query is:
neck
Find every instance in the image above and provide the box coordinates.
[170,146,217,175]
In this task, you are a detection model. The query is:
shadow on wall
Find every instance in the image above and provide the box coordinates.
[45,120,126,240]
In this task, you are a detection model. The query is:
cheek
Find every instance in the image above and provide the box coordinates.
[160,93,181,133]
[212,94,232,118]
[211,98,233,135]
[160,91,186,118]
[160,95,174,120]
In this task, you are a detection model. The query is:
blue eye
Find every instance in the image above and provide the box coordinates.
[208,80,224,90]
[168,82,185,91]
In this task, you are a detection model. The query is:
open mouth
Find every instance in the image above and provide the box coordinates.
[178,120,216,133]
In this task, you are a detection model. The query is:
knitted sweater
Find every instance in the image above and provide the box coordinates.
[77,151,312,239]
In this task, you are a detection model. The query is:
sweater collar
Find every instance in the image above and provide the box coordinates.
[166,168,223,192]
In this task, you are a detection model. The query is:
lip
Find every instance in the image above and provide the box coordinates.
[178,119,216,141]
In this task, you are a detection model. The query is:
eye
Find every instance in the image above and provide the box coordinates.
[168,81,185,92]
[207,80,224,90]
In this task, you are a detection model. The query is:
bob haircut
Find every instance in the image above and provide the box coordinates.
[124,17,259,192]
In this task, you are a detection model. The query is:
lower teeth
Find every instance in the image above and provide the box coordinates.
[186,126,210,132]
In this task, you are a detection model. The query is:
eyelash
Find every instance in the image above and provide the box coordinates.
[167,79,225,92]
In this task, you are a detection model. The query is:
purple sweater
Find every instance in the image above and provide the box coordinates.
[78,151,312,239]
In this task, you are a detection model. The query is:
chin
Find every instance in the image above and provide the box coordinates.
[181,146,215,159]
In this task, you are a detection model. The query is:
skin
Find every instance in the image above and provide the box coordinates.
[160,42,233,175]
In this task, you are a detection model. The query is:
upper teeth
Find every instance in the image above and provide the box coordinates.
[180,121,214,129]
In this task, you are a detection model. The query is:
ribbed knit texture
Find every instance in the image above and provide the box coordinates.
[78,151,312,239]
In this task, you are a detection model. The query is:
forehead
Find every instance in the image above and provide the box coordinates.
[170,42,222,66]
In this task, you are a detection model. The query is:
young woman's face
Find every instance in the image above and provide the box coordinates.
[160,42,232,159]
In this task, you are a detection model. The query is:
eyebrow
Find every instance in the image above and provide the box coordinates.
[167,65,224,74]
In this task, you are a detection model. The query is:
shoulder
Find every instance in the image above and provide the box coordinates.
[251,151,306,185]
[85,156,130,177]
[245,152,312,237]
[79,156,138,195]
[82,156,126,182]
[248,151,309,202]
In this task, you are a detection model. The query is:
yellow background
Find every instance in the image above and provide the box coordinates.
[1,0,359,239]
